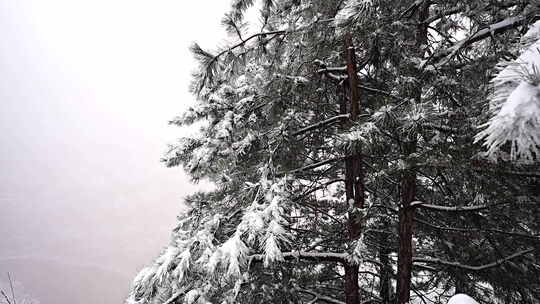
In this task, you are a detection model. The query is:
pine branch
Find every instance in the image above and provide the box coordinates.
[292,114,350,137]
[317,68,407,103]
[222,13,245,41]
[249,251,347,263]
[398,0,425,19]
[296,287,346,304]
[314,60,348,81]
[421,1,522,25]
[426,14,537,67]
[196,30,286,92]
[421,6,464,25]
[293,178,345,202]
[410,200,491,212]
[415,218,540,240]
[413,248,534,271]
[316,65,348,75]
[358,85,407,102]
[420,160,540,178]
[280,156,346,176]
[163,292,182,304]
[420,123,458,133]
[230,0,256,22]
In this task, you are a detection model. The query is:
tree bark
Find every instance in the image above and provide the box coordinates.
[396,2,429,303]
[396,154,416,304]
[344,264,360,304]
[343,33,364,304]
[379,243,392,304]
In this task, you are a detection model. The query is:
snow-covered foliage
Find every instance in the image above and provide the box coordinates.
[334,0,376,27]
[475,21,540,163]
[127,1,540,304]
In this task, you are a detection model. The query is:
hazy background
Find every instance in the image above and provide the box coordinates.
[0,1,231,303]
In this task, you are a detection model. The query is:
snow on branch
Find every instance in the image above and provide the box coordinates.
[318,66,348,74]
[292,114,350,136]
[314,60,348,81]
[334,0,376,27]
[280,156,347,176]
[475,20,540,163]
[249,251,347,264]
[423,1,522,26]
[410,200,491,212]
[194,29,287,92]
[426,15,532,67]
[413,248,534,271]
[209,232,249,277]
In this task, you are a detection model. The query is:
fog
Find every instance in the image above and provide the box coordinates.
[0,1,229,303]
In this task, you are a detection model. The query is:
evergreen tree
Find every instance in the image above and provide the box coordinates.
[126,1,540,304]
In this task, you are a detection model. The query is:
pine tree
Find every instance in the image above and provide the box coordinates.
[126,1,540,304]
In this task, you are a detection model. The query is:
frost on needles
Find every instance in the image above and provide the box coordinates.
[475,21,540,164]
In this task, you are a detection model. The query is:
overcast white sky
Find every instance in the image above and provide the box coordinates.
[0,1,233,303]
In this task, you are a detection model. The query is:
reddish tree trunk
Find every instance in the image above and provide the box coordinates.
[343,33,363,304]
[396,162,416,304]
[396,3,429,303]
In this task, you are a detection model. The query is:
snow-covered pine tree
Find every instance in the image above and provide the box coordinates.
[126,1,539,304]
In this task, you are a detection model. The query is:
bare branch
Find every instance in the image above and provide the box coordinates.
[1,290,12,304]
[7,273,15,304]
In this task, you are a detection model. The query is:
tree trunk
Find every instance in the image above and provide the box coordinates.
[379,244,392,304]
[396,156,416,304]
[345,264,360,304]
[343,33,364,304]
[396,3,429,303]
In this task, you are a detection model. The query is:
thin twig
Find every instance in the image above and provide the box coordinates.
[7,273,15,304]
[1,290,12,304]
